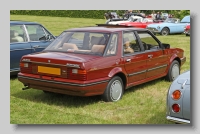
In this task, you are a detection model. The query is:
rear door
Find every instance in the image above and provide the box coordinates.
[136,31,168,78]
[123,31,147,87]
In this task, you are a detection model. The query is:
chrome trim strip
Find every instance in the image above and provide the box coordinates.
[23,61,67,67]
[128,70,146,77]
[18,75,109,87]
[181,80,188,89]
[127,64,168,76]
[10,69,20,72]
[166,116,190,124]
[147,64,167,71]
[10,48,33,52]
[10,47,46,52]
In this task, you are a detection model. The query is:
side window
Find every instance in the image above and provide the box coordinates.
[123,31,141,55]
[137,31,160,51]
[26,25,46,41]
[10,25,26,43]
[106,34,118,56]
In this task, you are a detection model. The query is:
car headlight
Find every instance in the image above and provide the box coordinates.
[157,26,160,29]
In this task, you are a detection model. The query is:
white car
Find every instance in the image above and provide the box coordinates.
[108,16,143,25]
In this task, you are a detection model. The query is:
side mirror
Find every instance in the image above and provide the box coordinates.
[162,43,170,49]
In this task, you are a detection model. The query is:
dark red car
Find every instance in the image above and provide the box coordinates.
[184,24,190,36]
[119,18,162,28]
[18,25,186,102]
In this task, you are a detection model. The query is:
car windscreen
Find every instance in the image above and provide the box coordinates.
[181,16,190,23]
[44,31,110,56]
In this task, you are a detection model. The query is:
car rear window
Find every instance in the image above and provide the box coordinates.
[44,32,110,56]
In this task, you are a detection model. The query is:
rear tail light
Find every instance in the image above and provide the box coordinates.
[67,68,87,81]
[171,90,181,100]
[172,103,180,113]
[20,62,29,68]
[72,69,86,74]
[20,62,32,73]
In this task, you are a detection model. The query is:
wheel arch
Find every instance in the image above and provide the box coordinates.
[108,67,127,90]
[114,72,127,90]
[161,27,170,34]
[170,56,181,68]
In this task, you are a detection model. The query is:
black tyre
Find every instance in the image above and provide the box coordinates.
[161,28,169,36]
[166,60,180,82]
[102,76,124,102]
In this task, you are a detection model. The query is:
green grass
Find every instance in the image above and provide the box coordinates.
[10,15,190,124]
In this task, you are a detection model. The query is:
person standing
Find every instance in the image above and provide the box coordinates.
[151,11,156,20]
[156,12,161,20]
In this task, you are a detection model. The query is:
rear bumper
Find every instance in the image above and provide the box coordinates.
[184,30,190,35]
[180,56,186,66]
[166,116,190,124]
[18,73,109,96]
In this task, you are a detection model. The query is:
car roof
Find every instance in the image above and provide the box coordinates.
[65,25,147,33]
[10,20,40,25]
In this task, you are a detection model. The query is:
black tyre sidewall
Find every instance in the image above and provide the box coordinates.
[102,76,124,102]
[161,28,169,36]
[166,60,180,81]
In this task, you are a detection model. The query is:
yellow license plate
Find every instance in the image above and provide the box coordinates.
[38,66,61,75]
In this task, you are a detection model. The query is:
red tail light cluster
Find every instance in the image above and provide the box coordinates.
[172,104,180,113]
[20,62,32,73]
[67,68,87,81]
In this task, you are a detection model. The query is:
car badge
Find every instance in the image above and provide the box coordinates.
[48,60,51,63]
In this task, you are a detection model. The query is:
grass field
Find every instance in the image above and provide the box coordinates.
[10,15,190,124]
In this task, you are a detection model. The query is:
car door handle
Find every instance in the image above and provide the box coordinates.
[148,54,153,58]
[33,45,40,48]
[126,59,131,62]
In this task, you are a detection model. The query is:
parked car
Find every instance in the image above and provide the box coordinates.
[184,24,190,36]
[161,13,169,20]
[119,18,162,28]
[122,12,145,19]
[147,15,190,36]
[166,70,190,124]
[18,24,186,102]
[104,12,120,20]
[108,16,143,25]
[10,21,56,75]
[104,12,122,24]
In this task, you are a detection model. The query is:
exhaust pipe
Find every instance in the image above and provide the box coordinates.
[22,84,29,90]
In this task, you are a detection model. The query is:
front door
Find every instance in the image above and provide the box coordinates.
[136,31,168,78]
[26,24,54,53]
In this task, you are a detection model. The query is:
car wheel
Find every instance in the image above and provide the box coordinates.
[166,60,180,81]
[161,28,169,36]
[102,76,124,102]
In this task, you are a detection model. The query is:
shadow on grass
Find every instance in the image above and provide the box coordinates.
[12,87,103,108]
[123,77,168,95]
[10,74,18,80]
[11,76,169,108]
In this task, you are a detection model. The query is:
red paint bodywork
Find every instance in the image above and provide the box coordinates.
[18,26,186,97]
[119,21,162,28]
